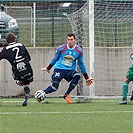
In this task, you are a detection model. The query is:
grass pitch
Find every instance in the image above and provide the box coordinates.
[0,97,133,133]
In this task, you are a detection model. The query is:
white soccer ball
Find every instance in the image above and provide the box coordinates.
[35,90,46,102]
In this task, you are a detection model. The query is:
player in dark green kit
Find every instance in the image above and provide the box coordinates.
[120,53,133,104]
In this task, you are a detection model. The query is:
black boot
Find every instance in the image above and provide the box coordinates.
[22,94,29,106]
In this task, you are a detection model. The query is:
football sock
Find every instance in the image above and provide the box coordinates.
[24,86,30,94]
[65,75,80,94]
[122,82,128,100]
[44,86,56,94]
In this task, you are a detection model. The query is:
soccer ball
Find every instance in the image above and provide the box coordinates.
[35,90,46,102]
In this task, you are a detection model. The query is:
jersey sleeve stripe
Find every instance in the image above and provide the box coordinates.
[60,44,67,54]
[75,46,82,56]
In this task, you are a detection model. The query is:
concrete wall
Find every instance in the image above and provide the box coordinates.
[0,47,132,97]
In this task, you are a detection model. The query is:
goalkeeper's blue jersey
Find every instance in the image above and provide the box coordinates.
[50,44,87,74]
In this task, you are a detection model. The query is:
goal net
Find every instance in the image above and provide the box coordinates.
[65,0,133,98]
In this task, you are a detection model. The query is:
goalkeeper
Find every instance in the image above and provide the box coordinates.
[37,33,94,104]
[120,53,133,104]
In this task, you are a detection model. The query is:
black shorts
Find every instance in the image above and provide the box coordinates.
[13,71,33,85]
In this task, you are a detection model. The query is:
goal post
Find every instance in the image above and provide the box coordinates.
[89,0,95,98]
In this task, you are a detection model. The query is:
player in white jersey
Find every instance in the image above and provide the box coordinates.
[0,32,33,106]
[36,33,94,104]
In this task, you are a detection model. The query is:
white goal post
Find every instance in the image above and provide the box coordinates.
[89,0,95,98]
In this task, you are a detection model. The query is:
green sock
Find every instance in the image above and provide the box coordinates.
[122,82,128,100]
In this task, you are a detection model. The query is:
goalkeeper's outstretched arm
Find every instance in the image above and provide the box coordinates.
[78,51,94,86]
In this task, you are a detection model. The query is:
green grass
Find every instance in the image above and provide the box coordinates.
[0,98,133,133]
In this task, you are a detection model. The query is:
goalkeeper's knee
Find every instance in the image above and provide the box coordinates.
[52,80,59,91]
[72,73,80,84]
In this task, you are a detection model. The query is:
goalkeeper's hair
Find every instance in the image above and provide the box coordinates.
[67,33,76,39]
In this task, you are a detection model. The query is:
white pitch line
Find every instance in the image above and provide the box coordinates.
[0,101,64,103]
[0,111,133,115]
[0,101,37,103]
[0,99,120,103]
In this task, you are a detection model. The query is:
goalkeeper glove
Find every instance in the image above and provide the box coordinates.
[86,78,94,86]
[41,64,53,73]
[83,73,94,86]
[41,67,50,73]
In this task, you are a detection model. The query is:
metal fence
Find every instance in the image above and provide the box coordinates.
[1,0,132,47]
[1,1,85,47]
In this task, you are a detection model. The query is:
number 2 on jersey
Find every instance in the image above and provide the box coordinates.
[12,47,22,59]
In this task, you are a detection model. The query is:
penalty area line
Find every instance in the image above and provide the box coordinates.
[0,111,133,115]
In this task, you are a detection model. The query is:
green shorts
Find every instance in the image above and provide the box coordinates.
[126,65,133,81]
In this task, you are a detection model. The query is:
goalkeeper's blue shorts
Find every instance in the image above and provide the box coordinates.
[126,65,133,81]
[51,69,80,82]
